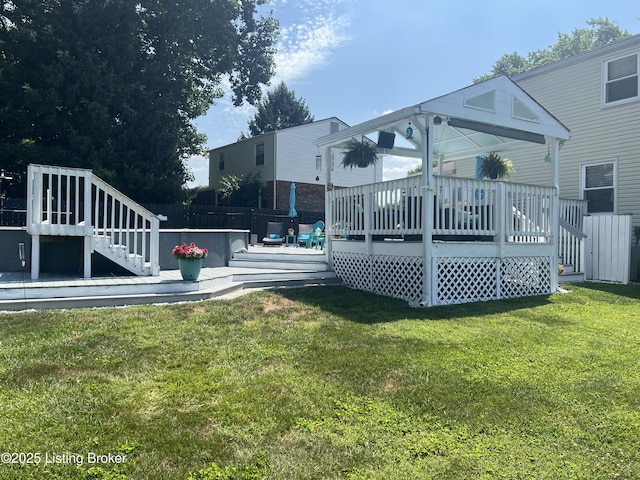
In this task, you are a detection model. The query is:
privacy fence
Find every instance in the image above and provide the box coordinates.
[2,199,323,241]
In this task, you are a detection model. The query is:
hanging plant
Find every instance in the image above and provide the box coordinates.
[480,152,515,180]
[341,138,379,169]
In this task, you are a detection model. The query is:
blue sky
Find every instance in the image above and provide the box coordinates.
[188,0,639,187]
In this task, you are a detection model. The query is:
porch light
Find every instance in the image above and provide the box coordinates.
[315,154,322,170]
[544,146,552,164]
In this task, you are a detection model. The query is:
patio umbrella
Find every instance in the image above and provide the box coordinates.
[288,182,297,217]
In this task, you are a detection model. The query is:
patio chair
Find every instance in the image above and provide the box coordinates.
[308,220,325,249]
[262,222,284,246]
[297,223,314,248]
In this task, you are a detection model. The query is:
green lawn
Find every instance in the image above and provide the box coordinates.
[1,283,639,479]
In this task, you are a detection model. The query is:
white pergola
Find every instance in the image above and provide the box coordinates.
[315,76,571,306]
[317,75,570,185]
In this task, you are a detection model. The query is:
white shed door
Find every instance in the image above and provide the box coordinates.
[584,215,632,284]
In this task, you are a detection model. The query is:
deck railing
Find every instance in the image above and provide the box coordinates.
[26,164,159,276]
[558,198,588,273]
[90,175,159,274]
[328,175,556,242]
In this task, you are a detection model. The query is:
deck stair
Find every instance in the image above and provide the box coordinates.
[557,200,588,283]
[26,164,160,279]
[229,247,330,273]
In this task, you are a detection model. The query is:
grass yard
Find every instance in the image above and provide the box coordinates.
[0,283,639,479]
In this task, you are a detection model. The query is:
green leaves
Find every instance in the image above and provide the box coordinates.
[0,0,278,203]
[247,82,314,136]
[341,138,379,169]
[475,17,631,83]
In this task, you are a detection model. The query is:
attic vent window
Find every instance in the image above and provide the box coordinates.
[604,53,639,105]
[512,96,539,121]
[464,90,495,111]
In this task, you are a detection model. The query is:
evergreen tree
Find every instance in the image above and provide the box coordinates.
[247,82,314,136]
[0,0,278,203]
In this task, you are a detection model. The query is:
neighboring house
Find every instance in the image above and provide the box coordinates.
[206,118,383,212]
[455,34,640,230]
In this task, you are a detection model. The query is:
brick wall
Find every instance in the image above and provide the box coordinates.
[275,181,325,212]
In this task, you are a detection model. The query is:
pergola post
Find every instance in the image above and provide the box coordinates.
[324,146,334,270]
[550,138,561,292]
[420,114,435,306]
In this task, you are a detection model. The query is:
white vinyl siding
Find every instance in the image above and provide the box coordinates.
[603,53,639,106]
[275,119,381,187]
[509,36,640,232]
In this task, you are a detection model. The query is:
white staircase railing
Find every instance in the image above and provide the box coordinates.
[27,164,159,279]
[558,198,588,276]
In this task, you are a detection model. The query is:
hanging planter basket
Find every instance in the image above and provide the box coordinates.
[341,138,379,169]
[480,152,515,180]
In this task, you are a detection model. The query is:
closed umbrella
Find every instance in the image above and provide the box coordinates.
[288,182,297,217]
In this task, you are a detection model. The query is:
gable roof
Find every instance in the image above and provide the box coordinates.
[209,117,350,153]
[315,75,570,162]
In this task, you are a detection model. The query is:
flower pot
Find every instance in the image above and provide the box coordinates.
[178,258,203,281]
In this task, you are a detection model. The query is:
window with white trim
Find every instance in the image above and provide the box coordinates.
[604,53,639,105]
[581,161,616,213]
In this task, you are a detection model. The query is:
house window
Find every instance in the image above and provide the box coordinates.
[604,53,639,105]
[255,143,265,166]
[581,161,616,213]
[219,153,225,171]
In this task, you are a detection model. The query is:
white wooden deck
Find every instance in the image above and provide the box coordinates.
[0,246,336,311]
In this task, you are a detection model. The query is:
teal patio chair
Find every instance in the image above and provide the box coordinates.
[308,220,325,249]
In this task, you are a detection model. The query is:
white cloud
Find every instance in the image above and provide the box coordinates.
[267,0,352,83]
[191,0,355,174]
[382,155,421,182]
[274,16,350,83]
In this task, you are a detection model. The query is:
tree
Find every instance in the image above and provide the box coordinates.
[247,82,314,136]
[475,18,631,82]
[218,173,262,207]
[0,0,278,203]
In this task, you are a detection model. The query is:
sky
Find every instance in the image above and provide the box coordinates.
[188,0,639,188]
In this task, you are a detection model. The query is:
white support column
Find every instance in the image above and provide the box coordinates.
[550,138,561,292]
[364,186,373,257]
[496,181,506,257]
[31,235,40,280]
[324,146,334,270]
[83,236,92,279]
[150,216,160,276]
[418,115,435,306]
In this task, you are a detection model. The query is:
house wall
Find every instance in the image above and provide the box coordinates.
[206,118,383,211]
[275,119,381,188]
[509,36,640,230]
[208,133,276,207]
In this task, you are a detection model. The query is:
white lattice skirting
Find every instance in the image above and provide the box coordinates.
[333,252,424,304]
[333,252,551,306]
[436,256,551,305]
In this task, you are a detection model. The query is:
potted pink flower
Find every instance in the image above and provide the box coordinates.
[172,242,208,280]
